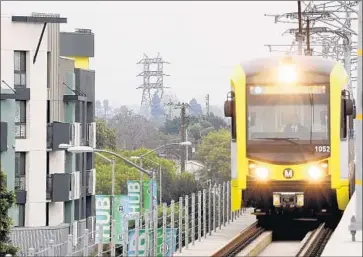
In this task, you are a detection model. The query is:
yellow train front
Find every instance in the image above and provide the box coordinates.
[224,56,356,222]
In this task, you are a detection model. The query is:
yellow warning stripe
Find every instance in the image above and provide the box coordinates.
[357,113,362,120]
[358,49,362,56]
[356,179,362,186]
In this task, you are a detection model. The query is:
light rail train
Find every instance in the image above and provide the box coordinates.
[224,56,356,223]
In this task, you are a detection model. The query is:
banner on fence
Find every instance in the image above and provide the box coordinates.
[95,195,111,243]
[127,228,177,257]
[127,180,142,216]
[113,195,129,244]
[143,179,157,211]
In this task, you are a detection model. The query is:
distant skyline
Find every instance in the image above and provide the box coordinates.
[1,1,297,107]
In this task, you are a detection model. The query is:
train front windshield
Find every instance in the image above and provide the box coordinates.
[246,85,330,164]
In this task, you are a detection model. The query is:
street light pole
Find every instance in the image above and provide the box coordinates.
[94,152,115,251]
[139,158,143,215]
[111,159,115,207]
[159,164,162,204]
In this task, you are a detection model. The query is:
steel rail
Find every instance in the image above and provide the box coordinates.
[211,221,265,257]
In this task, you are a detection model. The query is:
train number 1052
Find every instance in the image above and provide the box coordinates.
[315,145,330,153]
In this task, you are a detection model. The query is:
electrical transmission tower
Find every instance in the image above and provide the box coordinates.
[137,53,170,116]
[265,1,359,91]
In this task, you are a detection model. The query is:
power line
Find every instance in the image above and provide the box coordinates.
[265,1,359,91]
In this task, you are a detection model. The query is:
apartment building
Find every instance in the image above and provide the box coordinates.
[0,13,96,250]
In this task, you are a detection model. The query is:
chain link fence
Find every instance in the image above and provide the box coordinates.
[7,181,251,256]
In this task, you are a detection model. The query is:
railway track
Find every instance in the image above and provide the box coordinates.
[211,222,333,257]
[211,221,265,257]
[296,223,333,257]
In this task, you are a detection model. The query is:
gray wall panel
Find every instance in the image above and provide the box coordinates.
[60,32,94,57]
[0,121,8,151]
[75,69,95,102]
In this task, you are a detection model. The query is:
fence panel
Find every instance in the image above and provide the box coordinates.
[7,181,252,257]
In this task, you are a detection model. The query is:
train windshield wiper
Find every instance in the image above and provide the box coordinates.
[255,137,314,155]
[255,137,301,146]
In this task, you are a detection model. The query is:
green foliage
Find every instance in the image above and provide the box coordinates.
[0,169,18,255]
[160,114,227,143]
[195,129,231,184]
[95,148,198,204]
[96,118,117,150]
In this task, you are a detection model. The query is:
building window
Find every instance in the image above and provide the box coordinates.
[14,51,27,88]
[14,204,25,227]
[15,100,26,138]
[15,152,26,191]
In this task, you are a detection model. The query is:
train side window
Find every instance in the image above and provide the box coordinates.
[341,89,356,140]
[340,98,347,140]
[231,110,236,140]
[224,91,236,140]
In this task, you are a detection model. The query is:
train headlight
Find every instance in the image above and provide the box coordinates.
[255,167,269,180]
[308,166,323,180]
[278,64,297,84]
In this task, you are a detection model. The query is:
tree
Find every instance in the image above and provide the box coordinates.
[172,172,199,199]
[160,113,226,137]
[0,169,18,255]
[160,117,180,135]
[108,106,162,150]
[96,118,117,150]
[103,99,110,119]
[188,98,203,116]
[206,113,227,130]
[95,100,103,118]
[188,123,202,142]
[195,129,231,184]
[151,93,165,120]
[95,147,198,205]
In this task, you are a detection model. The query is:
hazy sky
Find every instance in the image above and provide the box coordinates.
[1,1,298,108]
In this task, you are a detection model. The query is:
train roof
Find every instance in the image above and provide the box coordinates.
[240,56,339,76]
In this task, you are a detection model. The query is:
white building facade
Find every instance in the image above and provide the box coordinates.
[1,13,96,252]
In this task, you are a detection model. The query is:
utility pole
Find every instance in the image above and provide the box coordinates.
[165,100,174,120]
[205,94,210,116]
[349,0,362,240]
[180,103,187,172]
[297,1,303,55]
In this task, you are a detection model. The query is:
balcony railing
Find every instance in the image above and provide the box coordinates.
[47,122,72,150]
[86,169,96,195]
[71,123,81,146]
[46,173,72,202]
[46,122,95,149]
[15,175,26,191]
[80,122,96,147]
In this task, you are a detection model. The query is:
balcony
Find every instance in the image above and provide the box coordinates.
[15,175,27,204]
[46,173,72,202]
[86,169,96,195]
[0,122,7,151]
[47,122,72,151]
[14,86,30,101]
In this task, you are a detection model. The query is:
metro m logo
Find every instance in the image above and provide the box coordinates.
[283,168,294,179]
